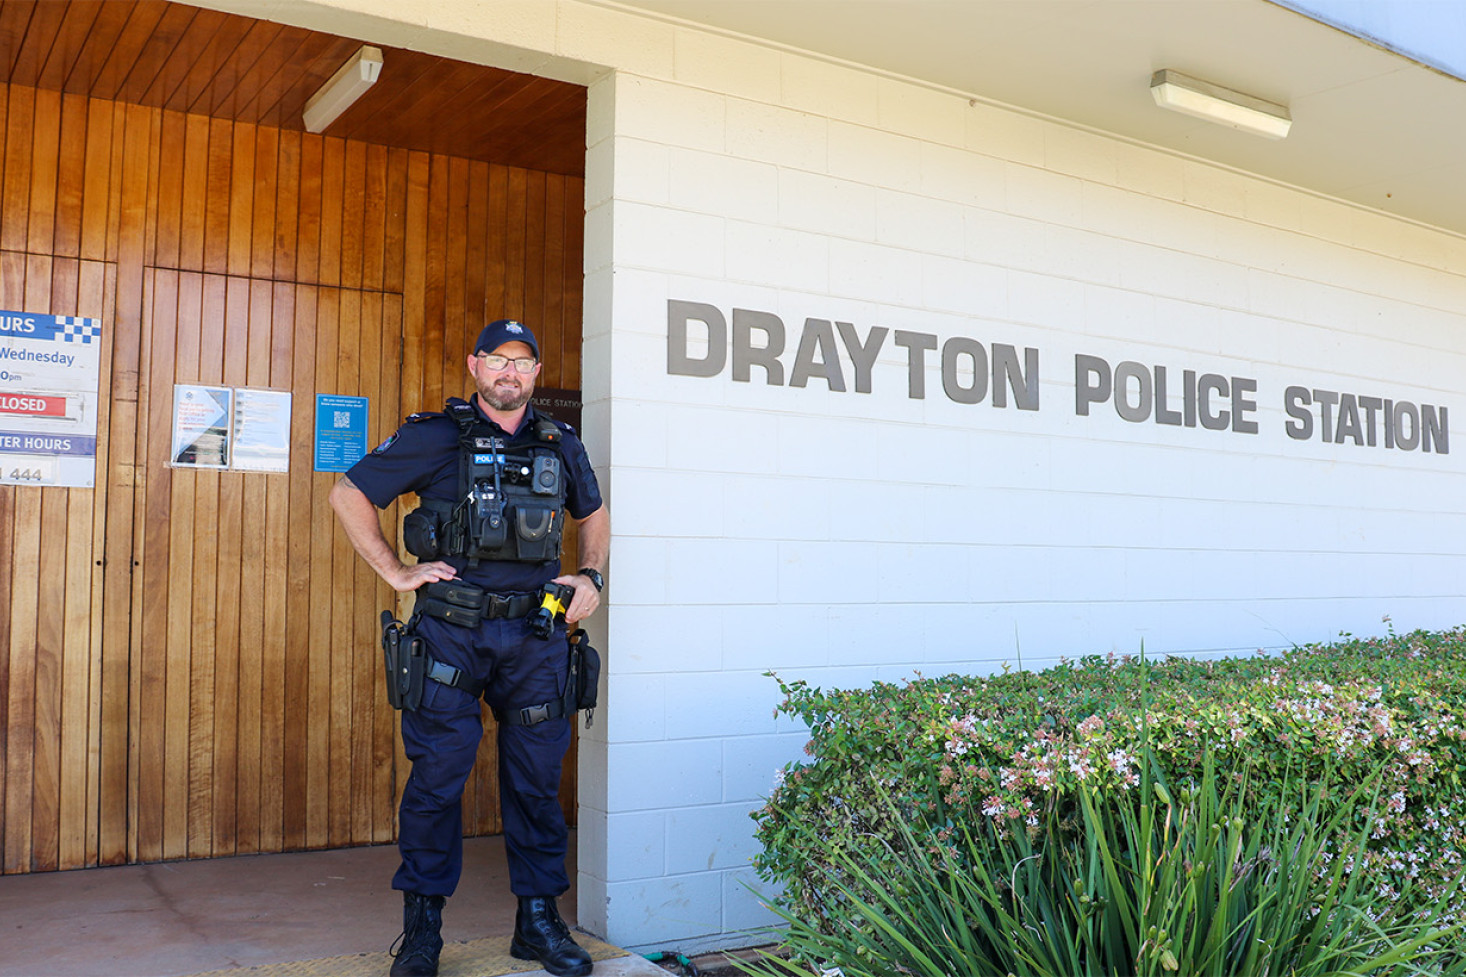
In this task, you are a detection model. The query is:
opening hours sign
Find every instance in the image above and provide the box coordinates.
[0,311,102,487]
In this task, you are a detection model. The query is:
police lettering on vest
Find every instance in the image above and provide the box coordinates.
[402,399,567,564]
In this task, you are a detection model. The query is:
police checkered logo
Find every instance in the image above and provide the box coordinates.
[57,317,99,344]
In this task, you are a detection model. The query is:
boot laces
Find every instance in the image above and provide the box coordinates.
[391,897,442,962]
[522,898,574,946]
[544,904,570,938]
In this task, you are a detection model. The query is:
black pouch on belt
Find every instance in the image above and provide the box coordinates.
[381,610,426,711]
[566,628,601,726]
[417,581,490,628]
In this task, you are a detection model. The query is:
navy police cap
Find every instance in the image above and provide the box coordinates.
[475,318,539,359]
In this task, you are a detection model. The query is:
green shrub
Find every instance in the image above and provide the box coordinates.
[744,755,1462,977]
[751,625,1466,971]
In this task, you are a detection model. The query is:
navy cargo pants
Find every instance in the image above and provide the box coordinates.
[391,613,572,899]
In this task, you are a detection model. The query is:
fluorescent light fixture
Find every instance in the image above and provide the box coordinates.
[303,46,384,133]
[1150,69,1291,140]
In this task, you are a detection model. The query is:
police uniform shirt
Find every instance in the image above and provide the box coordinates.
[347,397,602,594]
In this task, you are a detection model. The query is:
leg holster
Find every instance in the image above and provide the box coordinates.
[382,611,427,711]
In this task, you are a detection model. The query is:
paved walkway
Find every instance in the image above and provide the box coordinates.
[0,834,665,977]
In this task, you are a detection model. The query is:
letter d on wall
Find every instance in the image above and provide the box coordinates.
[668,300,728,377]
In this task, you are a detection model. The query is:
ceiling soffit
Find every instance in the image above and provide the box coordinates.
[0,0,587,176]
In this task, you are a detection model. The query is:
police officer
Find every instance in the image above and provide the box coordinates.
[330,318,608,977]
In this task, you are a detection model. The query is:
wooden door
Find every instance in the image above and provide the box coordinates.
[0,81,585,873]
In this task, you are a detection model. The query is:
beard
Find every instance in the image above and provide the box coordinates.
[480,375,534,412]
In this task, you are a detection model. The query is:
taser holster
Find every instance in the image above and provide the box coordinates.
[381,610,427,711]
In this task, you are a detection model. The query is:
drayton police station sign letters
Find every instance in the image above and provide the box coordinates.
[667,300,1449,455]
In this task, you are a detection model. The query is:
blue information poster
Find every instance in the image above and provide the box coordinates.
[314,394,369,472]
[0,311,103,487]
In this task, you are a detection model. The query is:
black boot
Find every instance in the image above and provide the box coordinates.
[389,892,445,977]
[510,896,593,977]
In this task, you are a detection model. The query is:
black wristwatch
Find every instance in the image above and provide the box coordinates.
[578,567,604,592]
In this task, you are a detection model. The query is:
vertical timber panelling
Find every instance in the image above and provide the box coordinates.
[0,79,585,873]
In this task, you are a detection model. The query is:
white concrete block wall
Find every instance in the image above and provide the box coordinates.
[585,16,1466,954]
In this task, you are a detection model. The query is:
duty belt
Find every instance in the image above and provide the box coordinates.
[415,581,536,627]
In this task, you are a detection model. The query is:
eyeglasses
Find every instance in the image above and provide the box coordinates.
[477,353,538,373]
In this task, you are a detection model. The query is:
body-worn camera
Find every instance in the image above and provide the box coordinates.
[531,455,561,495]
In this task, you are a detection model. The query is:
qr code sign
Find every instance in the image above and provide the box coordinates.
[334,411,351,428]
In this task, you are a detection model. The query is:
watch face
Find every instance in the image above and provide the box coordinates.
[581,568,604,590]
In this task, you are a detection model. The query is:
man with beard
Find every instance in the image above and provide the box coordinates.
[330,318,608,977]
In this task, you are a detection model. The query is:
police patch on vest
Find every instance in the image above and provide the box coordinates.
[371,433,399,455]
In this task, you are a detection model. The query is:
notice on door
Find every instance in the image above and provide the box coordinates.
[0,311,103,487]
[231,388,292,473]
[171,384,233,469]
[313,394,369,472]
